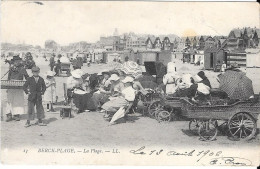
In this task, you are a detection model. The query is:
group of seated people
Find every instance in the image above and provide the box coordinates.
[66,68,148,119]
[173,71,212,102]
[66,64,214,114]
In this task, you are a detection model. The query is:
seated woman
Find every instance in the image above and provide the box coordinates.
[66,69,84,103]
[190,71,212,103]
[102,76,136,117]
[66,69,96,113]
[92,70,112,110]
[173,73,194,97]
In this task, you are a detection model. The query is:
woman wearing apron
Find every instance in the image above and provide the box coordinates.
[6,56,29,122]
[163,62,179,95]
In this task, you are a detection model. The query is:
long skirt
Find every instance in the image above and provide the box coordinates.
[101,97,128,112]
[6,89,25,115]
[92,93,110,108]
[73,93,97,111]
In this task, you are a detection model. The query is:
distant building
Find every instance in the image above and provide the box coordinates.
[227,27,260,50]
[125,34,146,49]
[185,37,191,48]
[113,36,126,51]
[153,37,162,49]
[161,37,173,51]
[145,37,154,49]
[204,36,215,49]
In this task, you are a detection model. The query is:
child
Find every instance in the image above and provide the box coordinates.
[23,66,46,127]
[44,71,56,112]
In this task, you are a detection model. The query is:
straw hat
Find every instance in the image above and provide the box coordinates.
[122,76,134,83]
[71,69,83,78]
[108,74,120,81]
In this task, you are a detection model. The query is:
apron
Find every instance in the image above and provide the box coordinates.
[6,89,25,115]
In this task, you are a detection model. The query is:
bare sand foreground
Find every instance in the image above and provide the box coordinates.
[1,58,260,165]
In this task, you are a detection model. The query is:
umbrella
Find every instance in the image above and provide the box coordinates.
[110,106,126,124]
[121,61,142,79]
[218,70,254,100]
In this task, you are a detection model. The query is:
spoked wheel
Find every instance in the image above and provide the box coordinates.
[156,111,171,123]
[228,112,256,140]
[189,119,200,134]
[198,120,218,141]
[148,101,164,118]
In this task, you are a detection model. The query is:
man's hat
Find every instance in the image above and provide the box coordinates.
[11,55,22,62]
[31,66,40,72]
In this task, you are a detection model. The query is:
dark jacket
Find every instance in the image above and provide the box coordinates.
[8,67,29,80]
[201,78,211,88]
[23,76,46,101]
[49,56,55,66]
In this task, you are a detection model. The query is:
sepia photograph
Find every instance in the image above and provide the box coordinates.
[0,0,260,166]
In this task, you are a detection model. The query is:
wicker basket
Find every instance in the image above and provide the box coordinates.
[1,80,26,89]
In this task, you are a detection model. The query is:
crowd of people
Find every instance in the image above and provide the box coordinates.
[3,53,254,126]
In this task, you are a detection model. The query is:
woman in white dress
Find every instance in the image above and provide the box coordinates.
[44,71,56,112]
[163,62,179,95]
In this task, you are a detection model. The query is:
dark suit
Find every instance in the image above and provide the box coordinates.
[23,76,46,120]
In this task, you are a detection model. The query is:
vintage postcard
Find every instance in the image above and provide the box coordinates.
[0,0,260,166]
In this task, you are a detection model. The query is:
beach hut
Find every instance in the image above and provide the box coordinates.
[204,46,225,69]
[158,50,174,65]
[135,50,160,65]
[173,51,183,60]
[226,50,247,67]
[194,50,204,65]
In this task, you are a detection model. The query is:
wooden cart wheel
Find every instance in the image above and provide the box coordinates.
[148,101,163,118]
[156,110,171,122]
[154,110,160,120]
[189,119,200,134]
[228,112,256,140]
[198,120,218,141]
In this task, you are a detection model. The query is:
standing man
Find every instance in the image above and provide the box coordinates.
[23,66,47,127]
[49,54,55,71]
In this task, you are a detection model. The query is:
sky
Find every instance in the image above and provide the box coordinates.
[1,1,259,47]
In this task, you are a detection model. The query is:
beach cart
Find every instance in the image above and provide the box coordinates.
[147,95,182,122]
[180,96,260,141]
[59,63,71,76]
